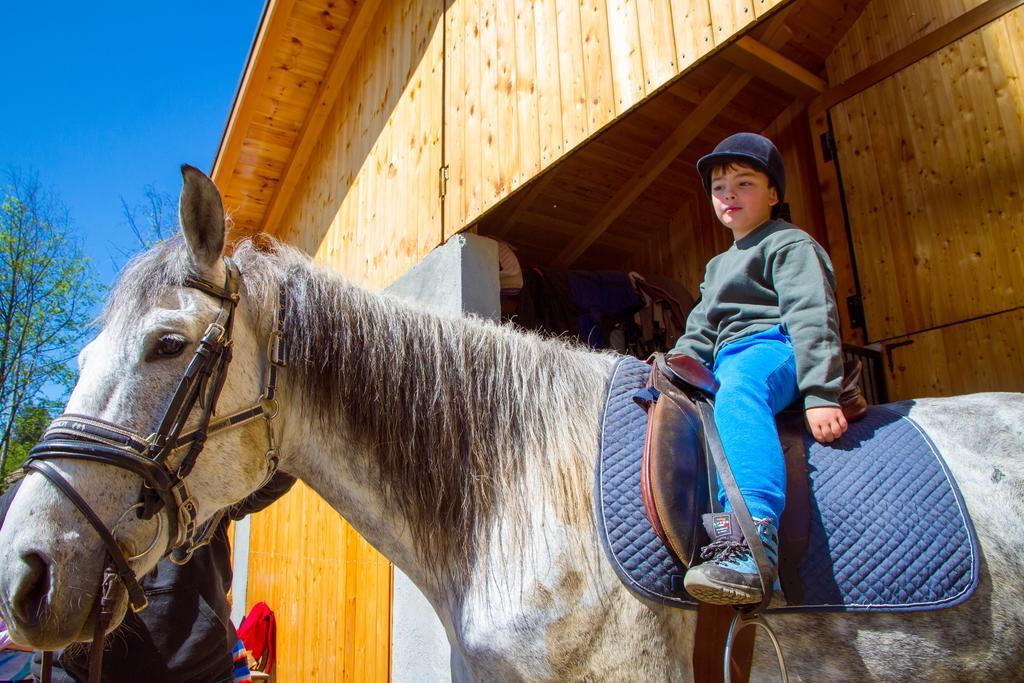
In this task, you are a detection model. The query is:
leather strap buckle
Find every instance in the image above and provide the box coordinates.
[204,322,227,344]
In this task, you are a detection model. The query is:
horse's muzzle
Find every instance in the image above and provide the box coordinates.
[1,544,115,649]
[10,549,52,629]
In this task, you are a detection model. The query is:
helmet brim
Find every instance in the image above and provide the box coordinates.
[696,151,776,196]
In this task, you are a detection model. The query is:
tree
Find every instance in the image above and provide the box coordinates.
[1,399,60,490]
[0,170,102,477]
[120,184,178,253]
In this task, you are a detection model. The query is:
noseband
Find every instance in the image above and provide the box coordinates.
[23,257,286,681]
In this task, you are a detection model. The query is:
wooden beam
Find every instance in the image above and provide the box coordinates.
[260,0,386,235]
[551,71,750,268]
[211,0,298,186]
[492,172,557,239]
[724,36,825,100]
[552,15,795,267]
[814,0,1023,114]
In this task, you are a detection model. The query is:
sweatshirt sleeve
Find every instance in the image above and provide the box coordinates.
[228,472,298,520]
[670,281,715,367]
[772,241,843,409]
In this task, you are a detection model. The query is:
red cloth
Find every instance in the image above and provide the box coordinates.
[238,601,276,673]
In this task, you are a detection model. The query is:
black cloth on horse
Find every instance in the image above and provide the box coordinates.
[0,478,20,528]
[6,473,296,683]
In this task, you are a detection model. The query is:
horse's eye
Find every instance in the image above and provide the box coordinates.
[155,335,187,358]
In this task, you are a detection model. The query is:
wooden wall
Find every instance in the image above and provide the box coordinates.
[826,0,989,83]
[277,0,445,289]
[822,0,1024,398]
[882,308,1024,398]
[246,483,393,681]
[268,0,799,284]
[829,3,1024,340]
[443,0,790,237]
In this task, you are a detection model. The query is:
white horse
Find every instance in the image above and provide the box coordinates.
[1,167,1022,680]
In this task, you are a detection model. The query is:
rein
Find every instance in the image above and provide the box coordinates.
[24,257,287,682]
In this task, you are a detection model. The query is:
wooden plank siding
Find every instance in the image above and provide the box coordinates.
[881,307,1024,400]
[443,0,793,236]
[810,0,1024,402]
[826,0,990,84]
[276,0,445,288]
[828,3,1024,341]
[214,0,359,236]
[242,3,444,682]
[246,483,393,682]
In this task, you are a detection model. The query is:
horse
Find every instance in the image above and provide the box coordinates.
[1,166,1022,681]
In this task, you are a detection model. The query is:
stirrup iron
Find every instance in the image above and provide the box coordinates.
[724,610,789,683]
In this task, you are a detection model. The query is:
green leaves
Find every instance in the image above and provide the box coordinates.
[0,171,103,478]
[1,400,60,490]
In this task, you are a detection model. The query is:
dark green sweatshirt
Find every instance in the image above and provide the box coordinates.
[671,219,842,409]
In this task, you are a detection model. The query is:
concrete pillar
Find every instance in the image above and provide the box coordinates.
[385,233,500,319]
[230,514,251,626]
[384,233,500,682]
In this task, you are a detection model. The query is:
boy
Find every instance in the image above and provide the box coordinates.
[676,132,848,605]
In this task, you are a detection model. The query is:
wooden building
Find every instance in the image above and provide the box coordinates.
[212,0,1024,679]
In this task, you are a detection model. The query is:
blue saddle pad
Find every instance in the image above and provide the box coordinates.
[595,355,980,613]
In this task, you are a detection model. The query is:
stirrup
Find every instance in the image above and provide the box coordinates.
[724,610,789,683]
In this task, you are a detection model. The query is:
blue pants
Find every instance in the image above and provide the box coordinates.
[712,325,799,525]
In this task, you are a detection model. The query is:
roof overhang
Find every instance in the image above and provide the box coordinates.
[211,0,382,237]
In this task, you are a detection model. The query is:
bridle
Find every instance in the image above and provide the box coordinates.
[23,257,287,682]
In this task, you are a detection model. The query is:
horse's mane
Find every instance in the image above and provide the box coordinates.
[112,236,610,582]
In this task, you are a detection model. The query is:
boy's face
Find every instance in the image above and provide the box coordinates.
[709,163,778,239]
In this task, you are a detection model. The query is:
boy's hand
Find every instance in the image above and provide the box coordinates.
[805,406,848,444]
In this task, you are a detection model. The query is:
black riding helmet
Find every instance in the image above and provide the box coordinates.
[696,132,786,218]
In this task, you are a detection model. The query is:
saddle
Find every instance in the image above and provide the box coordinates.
[639,353,868,581]
[596,354,977,682]
[637,353,868,682]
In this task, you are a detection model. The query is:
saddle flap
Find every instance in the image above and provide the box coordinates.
[639,362,710,568]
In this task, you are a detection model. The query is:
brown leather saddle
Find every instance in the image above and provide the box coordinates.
[637,353,868,682]
[640,353,867,581]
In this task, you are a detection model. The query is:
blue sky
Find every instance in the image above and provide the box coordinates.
[1,1,264,285]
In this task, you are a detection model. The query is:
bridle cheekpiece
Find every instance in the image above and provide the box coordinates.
[25,257,287,619]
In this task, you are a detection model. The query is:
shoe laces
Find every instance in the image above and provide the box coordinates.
[699,538,750,564]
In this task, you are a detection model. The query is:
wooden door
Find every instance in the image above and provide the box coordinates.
[829,6,1024,399]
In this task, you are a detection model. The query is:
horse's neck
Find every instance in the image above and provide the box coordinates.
[274,390,424,571]
[271,275,614,605]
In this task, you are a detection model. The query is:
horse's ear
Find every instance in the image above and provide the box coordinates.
[179,164,225,270]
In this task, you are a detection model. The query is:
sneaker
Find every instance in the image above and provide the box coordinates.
[683,512,779,605]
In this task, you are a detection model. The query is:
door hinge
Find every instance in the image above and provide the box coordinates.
[820,130,836,163]
[884,339,915,374]
[438,164,450,199]
[846,294,865,329]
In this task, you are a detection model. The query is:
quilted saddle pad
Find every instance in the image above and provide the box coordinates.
[594,355,980,613]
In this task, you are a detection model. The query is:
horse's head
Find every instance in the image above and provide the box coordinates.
[0,166,280,648]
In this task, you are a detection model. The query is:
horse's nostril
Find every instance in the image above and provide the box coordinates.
[13,551,52,627]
